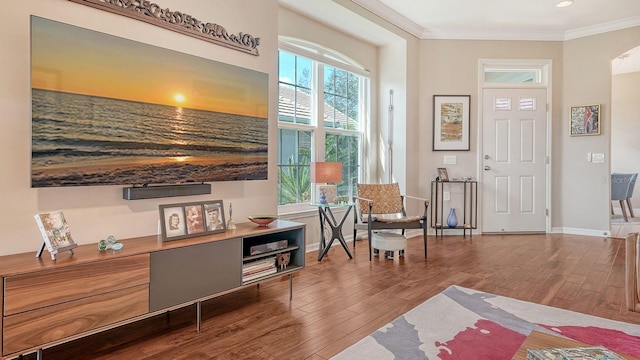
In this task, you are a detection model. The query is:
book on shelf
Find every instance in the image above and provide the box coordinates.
[34,210,78,260]
[243,257,276,275]
[526,345,625,360]
[243,256,276,270]
[243,267,278,282]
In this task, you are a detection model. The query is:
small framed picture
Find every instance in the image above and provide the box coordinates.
[570,104,600,136]
[185,204,205,235]
[159,200,226,242]
[437,167,449,182]
[204,201,226,232]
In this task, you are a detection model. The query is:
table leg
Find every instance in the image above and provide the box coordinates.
[317,205,353,260]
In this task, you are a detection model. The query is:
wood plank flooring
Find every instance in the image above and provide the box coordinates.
[25,233,640,359]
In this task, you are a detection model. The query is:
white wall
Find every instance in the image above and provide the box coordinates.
[611,71,640,210]
[1,0,278,255]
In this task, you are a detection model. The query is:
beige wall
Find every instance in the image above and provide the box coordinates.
[612,71,640,210]
[418,39,564,230]
[1,0,278,255]
[561,27,640,233]
[3,1,639,256]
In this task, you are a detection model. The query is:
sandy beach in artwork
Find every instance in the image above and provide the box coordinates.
[31,154,267,187]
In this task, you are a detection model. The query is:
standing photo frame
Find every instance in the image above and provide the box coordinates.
[437,167,450,182]
[433,95,470,151]
[570,104,600,136]
[159,200,226,242]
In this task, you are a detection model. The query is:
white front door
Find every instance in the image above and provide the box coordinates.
[482,88,547,233]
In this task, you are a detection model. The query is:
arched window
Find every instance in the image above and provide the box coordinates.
[278,38,369,211]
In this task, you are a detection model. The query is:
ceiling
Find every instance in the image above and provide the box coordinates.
[279,0,640,74]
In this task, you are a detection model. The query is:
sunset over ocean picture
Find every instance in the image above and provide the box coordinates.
[30,16,268,187]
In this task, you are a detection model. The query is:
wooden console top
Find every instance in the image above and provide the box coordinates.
[0,219,300,277]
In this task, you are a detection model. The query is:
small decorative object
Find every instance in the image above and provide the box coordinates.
[433,95,471,151]
[226,202,236,230]
[248,215,279,227]
[319,190,328,204]
[447,208,458,228]
[159,200,226,242]
[462,176,471,182]
[98,235,123,251]
[437,167,450,182]
[570,104,600,136]
[250,240,288,255]
[34,210,78,260]
[276,253,291,270]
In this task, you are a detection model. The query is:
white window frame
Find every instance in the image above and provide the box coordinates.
[278,38,369,214]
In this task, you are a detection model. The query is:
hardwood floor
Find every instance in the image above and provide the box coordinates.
[28,233,640,359]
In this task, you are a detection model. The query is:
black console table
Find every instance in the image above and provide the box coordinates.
[430,180,478,237]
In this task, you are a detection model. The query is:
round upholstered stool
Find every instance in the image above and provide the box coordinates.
[371,231,407,259]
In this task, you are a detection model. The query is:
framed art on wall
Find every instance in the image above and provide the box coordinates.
[433,95,470,151]
[570,104,600,136]
[159,200,226,242]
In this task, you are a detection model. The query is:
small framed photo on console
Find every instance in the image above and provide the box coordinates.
[159,200,226,242]
[437,167,449,182]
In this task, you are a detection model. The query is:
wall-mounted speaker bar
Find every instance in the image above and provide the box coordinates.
[123,183,211,200]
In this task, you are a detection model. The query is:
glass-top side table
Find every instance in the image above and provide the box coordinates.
[311,202,355,261]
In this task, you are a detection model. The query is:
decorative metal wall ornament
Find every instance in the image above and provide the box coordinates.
[68,0,261,56]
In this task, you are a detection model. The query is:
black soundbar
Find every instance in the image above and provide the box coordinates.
[123,183,211,200]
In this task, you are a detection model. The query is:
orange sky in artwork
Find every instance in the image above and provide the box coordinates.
[30,17,268,119]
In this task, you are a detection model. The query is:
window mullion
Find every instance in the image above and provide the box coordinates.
[314,62,325,162]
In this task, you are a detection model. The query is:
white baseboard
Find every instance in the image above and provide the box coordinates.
[553,227,610,238]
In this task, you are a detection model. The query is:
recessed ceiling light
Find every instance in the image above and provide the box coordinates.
[556,0,574,7]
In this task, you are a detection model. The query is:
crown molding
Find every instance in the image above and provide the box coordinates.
[350,0,640,41]
[419,28,565,41]
[564,16,640,40]
[349,0,423,37]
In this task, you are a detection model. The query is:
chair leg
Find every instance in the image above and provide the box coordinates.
[611,202,615,215]
[628,198,635,218]
[621,200,629,222]
[423,224,428,260]
[353,228,357,249]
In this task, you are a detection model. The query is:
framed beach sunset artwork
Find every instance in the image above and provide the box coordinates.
[30,16,268,188]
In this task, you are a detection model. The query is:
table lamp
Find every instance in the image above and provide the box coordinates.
[310,161,342,204]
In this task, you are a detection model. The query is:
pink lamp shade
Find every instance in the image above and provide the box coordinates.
[310,162,342,183]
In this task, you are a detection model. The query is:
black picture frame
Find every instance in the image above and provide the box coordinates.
[433,95,471,151]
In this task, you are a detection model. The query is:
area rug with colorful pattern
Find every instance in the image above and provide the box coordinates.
[331,285,640,359]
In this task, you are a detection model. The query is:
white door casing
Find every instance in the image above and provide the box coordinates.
[482,88,547,233]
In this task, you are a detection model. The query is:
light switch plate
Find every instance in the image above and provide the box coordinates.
[443,191,450,201]
[592,153,605,163]
[444,155,456,165]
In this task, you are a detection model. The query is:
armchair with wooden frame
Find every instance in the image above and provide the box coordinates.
[353,183,429,261]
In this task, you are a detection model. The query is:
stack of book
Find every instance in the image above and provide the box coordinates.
[527,345,625,360]
[243,256,277,282]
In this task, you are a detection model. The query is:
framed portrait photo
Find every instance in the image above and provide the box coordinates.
[570,104,600,136]
[203,201,226,233]
[433,95,470,151]
[159,200,226,242]
[437,167,450,182]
